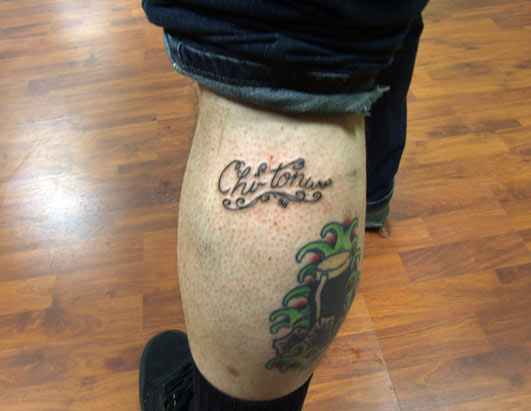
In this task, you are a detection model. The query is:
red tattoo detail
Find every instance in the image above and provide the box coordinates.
[309,254,320,264]
[302,277,314,285]
[325,234,335,245]
[292,298,308,309]
[342,217,353,227]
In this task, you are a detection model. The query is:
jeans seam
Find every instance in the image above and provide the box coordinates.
[366,179,395,208]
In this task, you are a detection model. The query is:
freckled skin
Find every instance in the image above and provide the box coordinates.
[177,86,366,401]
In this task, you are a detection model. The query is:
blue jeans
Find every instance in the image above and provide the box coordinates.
[143,1,427,226]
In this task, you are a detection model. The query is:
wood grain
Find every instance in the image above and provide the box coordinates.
[0,0,530,409]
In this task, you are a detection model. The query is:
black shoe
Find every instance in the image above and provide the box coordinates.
[140,330,195,411]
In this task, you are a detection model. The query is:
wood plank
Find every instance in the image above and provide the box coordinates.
[500,198,531,232]
[399,232,529,282]
[365,271,506,330]
[142,287,185,331]
[340,295,377,336]
[304,371,400,411]
[54,261,177,305]
[388,346,531,411]
[0,333,148,391]
[317,330,388,381]
[0,371,140,411]
[518,228,531,250]
[364,217,432,257]
[0,295,143,352]
[489,175,531,202]
[498,126,531,156]
[0,275,55,316]
[0,233,144,281]
[315,295,388,382]
[0,203,177,254]
[359,253,410,293]
[400,133,509,165]
[476,300,531,349]
[374,315,492,370]
[477,264,531,349]
[422,202,515,244]
[389,181,497,220]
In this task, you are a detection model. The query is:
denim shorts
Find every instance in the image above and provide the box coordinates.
[143,0,427,115]
[142,1,427,225]
[163,32,390,115]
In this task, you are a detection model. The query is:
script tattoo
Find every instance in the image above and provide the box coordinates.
[218,158,332,211]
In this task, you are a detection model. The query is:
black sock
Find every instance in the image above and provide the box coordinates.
[191,360,312,411]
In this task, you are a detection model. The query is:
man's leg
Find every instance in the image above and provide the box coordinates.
[176,87,366,403]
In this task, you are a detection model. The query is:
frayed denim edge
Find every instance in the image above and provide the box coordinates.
[163,34,388,115]
[367,179,395,209]
[365,179,395,227]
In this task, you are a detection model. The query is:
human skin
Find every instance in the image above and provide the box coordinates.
[177,86,366,401]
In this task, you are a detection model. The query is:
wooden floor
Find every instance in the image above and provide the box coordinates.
[0,0,530,410]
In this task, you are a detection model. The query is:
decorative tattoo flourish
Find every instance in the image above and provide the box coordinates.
[266,218,362,372]
[218,158,332,210]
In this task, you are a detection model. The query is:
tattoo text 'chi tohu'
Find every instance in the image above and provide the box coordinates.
[218,158,332,210]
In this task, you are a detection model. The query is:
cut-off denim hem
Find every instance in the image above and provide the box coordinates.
[365,179,395,227]
[365,202,391,228]
[164,32,388,115]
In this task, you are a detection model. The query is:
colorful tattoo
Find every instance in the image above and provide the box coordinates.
[266,218,362,372]
[218,158,332,210]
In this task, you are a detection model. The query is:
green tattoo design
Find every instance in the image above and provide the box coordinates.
[266,218,362,372]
